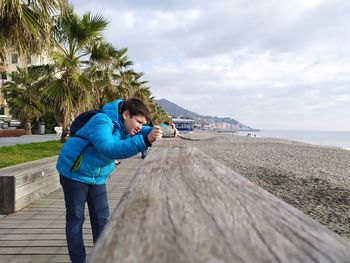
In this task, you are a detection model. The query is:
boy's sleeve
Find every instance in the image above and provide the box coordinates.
[136,125,153,136]
[87,118,148,159]
[137,125,153,147]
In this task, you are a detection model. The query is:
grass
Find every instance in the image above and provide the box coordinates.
[0,140,62,169]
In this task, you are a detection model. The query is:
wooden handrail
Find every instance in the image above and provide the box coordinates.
[89,138,350,263]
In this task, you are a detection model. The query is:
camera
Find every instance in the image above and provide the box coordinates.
[159,126,175,138]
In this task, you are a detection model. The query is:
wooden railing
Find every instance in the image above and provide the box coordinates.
[0,156,59,213]
[89,138,350,263]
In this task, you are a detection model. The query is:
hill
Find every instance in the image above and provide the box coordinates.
[155,98,257,131]
[155,99,199,119]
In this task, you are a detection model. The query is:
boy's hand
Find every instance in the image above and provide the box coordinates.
[147,126,163,143]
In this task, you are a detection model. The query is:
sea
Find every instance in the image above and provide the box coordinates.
[237,130,350,150]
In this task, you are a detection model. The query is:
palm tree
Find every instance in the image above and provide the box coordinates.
[0,0,68,61]
[39,7,109,142]
[88,45,133,108]
[150,103,171,124]
[2,67,43,134]
[115,70,147,100]
[87,42,168,125]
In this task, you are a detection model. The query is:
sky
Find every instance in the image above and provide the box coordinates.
[71,0,350,131]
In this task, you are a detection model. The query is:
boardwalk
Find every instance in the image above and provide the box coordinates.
[0,156,143,263]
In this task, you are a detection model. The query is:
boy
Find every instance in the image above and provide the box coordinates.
[56,98,162,263]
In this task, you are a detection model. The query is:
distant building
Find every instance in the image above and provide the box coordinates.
[172,118,194,132]
[0,51,49,120]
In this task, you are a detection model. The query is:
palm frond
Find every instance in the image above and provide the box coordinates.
[41,78,65,103]
[71,72,92,90]
[0,0,68,60]
[51,51,78,68]
[82,12,109,36]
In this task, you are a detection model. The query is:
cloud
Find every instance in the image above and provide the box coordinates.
[71,0,350,130]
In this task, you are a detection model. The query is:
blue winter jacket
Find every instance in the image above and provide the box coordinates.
[56,99,152,185]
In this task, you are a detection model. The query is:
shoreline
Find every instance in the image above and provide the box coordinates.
[183,131,350,239]
[235,130,350,151]
[194,130,350,151]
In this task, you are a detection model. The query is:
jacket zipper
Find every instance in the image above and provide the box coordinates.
[92,167,101,185]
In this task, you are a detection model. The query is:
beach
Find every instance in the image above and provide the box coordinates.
[183,131,350,239]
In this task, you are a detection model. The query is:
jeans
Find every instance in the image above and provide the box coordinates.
[60,175,109,263]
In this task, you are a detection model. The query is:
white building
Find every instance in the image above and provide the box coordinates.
[0,51,49,119]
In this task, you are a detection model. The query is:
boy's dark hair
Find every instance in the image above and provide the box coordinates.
[121,98,150,119]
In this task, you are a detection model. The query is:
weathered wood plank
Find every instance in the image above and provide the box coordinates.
[12,207,65,211]
[20,205,65,210]
[90,139,350,263]
[0,156,58,175]
[1,218,79,224]
[0,223,85,228]
[0,228,91,235]
[15,170,58,199]
[0,240,93,246]
[15,180,61,212]
[4,211,65,216]
[0,246,91,254]
[15,164,57,188]
[4,214,68,220]
[0,254,71,263]
[0,234,69,240]
[20,199,64,205]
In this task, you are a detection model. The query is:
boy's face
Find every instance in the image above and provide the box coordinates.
[122,111,147,136]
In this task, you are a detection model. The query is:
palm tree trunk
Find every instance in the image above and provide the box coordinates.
[23,120,32,135]
[60,128,69,143]
[54,106,68,143]
[60,116,70,143]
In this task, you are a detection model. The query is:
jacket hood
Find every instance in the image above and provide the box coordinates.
[102,99,127,135]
